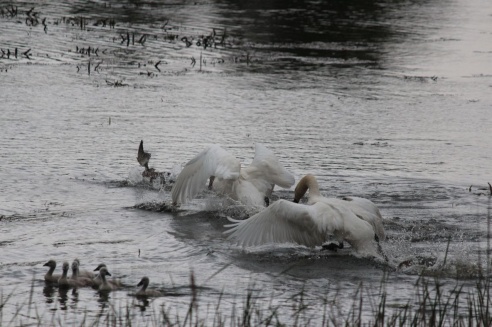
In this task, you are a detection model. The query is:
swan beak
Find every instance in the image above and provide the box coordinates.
[43,262,49,266]
[106,271,112,276]
[137,280,143,287]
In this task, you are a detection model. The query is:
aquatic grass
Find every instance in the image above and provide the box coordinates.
[4,204,492,327]
[1,273,492,326]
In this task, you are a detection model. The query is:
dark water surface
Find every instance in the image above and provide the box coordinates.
[1,0,491,325]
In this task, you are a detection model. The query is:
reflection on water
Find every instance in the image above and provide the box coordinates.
[97,291,111,305]
[43,285,56,304]
[1,0,492,324]
[134,297,150,312]
[57,288,70,310]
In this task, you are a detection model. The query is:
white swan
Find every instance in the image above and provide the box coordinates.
[171,144,295,207]
[136,277,162,297]
[225,174,386,258]
[293,176,385,242]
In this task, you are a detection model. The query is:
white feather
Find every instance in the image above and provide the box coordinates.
[171,144,295,207]
[324,197,385,241]
[171,145,241,205]
[224,175,383,256]
[225,198,377,254]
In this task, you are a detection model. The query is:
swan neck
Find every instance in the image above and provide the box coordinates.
[294,174,320,201]
[47,266,55,275]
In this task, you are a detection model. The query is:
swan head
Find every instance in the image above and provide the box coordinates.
[137,276,149,287]
[43,259,56,268]
[71,260,79,273]
[62,261,70,273]
[94,263,107,271]
[293,174,319,203]
[99,267,111,278]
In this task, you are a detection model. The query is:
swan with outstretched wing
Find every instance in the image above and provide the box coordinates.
[225,174,386,258]
[171,144,295,207]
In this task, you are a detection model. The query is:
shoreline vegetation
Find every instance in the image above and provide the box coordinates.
[2,204,492,326]
[1,272,491,326]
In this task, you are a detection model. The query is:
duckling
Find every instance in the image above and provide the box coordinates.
[70,260,94,287]
[136,277,162,297]
[43,259,61,283]
[98,267,116,292]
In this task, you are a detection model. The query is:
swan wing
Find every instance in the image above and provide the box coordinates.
[338,197,385,241]
[243,143,295,189]
[171,145,241,204]
[224,200,341,248]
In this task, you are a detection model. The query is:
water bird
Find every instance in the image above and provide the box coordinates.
[137,140,151,170]
[224,174,386,259]
[468,183,492,196]
[72,258,95,278]
[181,36,192,47]
[97,267,115,292]
[70,260,94,287]
[93,263,122,288]
[136,277,162,297]
[58,261,86,288]
[92,263,106,287]
[171,144,295,208]
[137,140,169,183]
[43,259,61,283]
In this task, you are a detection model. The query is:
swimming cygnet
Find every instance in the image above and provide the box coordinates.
[136,277,162,297]
[72,258,95,279]
[70,260,94,287]
[58,261,84,288]
[93,263,122,289]
[98,267,117,292]
[43,259,61,283]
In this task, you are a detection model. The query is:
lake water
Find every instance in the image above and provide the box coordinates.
[1,0,491,325]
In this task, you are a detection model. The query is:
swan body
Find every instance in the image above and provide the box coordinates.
[72,258,95,279]
[92,263,105,287]
[93,263,122,288]
[292,174,385,241]
[70,260,94,287]
[136,277,162,297]
[43,259,61,283]
[97,267,115,292]
[58,262,86,288]
[225,174,385,257]
[171,144,295,207]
